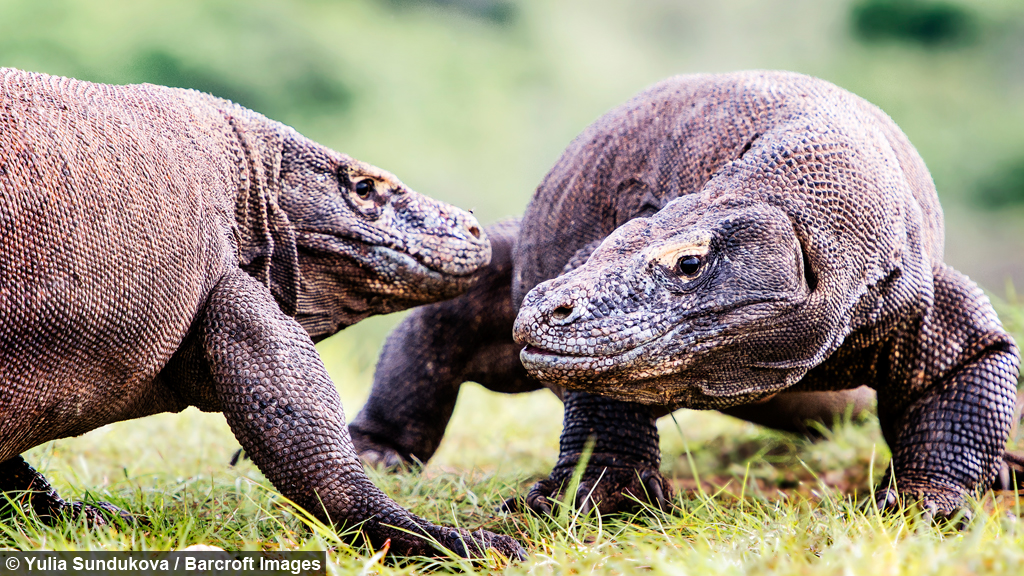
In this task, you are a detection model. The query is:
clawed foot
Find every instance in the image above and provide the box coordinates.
[358,445,412,470]
[1,456,147,529]
[40,500,147,528]
[429,526,527,562]
[350,429,417,470]
[345,434,523,560]
[502,463,672,516]
[872,483,971,527]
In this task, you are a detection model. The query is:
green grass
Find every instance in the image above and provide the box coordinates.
[5,310,1023,574]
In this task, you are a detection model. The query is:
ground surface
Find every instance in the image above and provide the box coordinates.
[3,300,1023,575]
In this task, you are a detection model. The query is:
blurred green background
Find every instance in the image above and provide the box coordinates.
[3,0,1024,367]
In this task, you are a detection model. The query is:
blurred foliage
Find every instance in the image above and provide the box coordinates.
[125,49,352,119]
[977,159,1024,207]
[386,0,518,25]
[851,0,977,46]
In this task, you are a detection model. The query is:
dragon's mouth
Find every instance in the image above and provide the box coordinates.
[522,345,558,356]
[517,313,675,364]
[372,244,479,280]
[295,230,481,279]
[519,334,670,380]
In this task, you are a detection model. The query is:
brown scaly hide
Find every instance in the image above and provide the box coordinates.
[353,71,1019,519]
[0,68,523,559]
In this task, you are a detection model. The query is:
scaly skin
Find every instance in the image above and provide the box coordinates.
[513,71,1019,518]
[352,152,874,518]
[0,68,523,559]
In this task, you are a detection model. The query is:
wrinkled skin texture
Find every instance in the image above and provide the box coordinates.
[0,68,524,560]
[514,71,1020,518]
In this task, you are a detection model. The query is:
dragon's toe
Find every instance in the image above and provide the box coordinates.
[349,429,416,470]
[502,465,672,516]
[873,481,971,527]
[430,526,527,562]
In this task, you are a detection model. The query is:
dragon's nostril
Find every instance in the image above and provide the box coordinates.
[467,225,481,239]
[552,305,574,320]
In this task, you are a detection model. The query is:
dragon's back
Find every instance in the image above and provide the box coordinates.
[0,69,238,452]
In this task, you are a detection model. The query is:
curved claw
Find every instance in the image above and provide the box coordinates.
[955,508,974,529]
[920,504,936,526]
[523,479,555,515]
[490,532,528,562]
[642,470,668,512]
[497,496,519,514]
[873,486,901,512]
[350,428,417,471]
[576,487,595,517]
[446,530,470,558]
[918,500,972,530]
[873,484,973,529]
[930,503,972,530]
[358,447,410,470]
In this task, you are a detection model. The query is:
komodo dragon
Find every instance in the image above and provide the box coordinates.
[0,68,524,559]
[351,71,1022,519]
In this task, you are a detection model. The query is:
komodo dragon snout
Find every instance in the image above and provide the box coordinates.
[516,196,815,406]
[276,138,491,338]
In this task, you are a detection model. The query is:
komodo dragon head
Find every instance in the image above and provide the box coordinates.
[281,143,490,340]
[514,195,818,408]
[230,117,490,341]
[511,71,940,410]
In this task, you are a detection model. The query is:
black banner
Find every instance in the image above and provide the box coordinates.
[0,551,326,576]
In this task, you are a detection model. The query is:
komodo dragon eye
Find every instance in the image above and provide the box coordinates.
[675,255,702,276]
[354,179,374,199]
